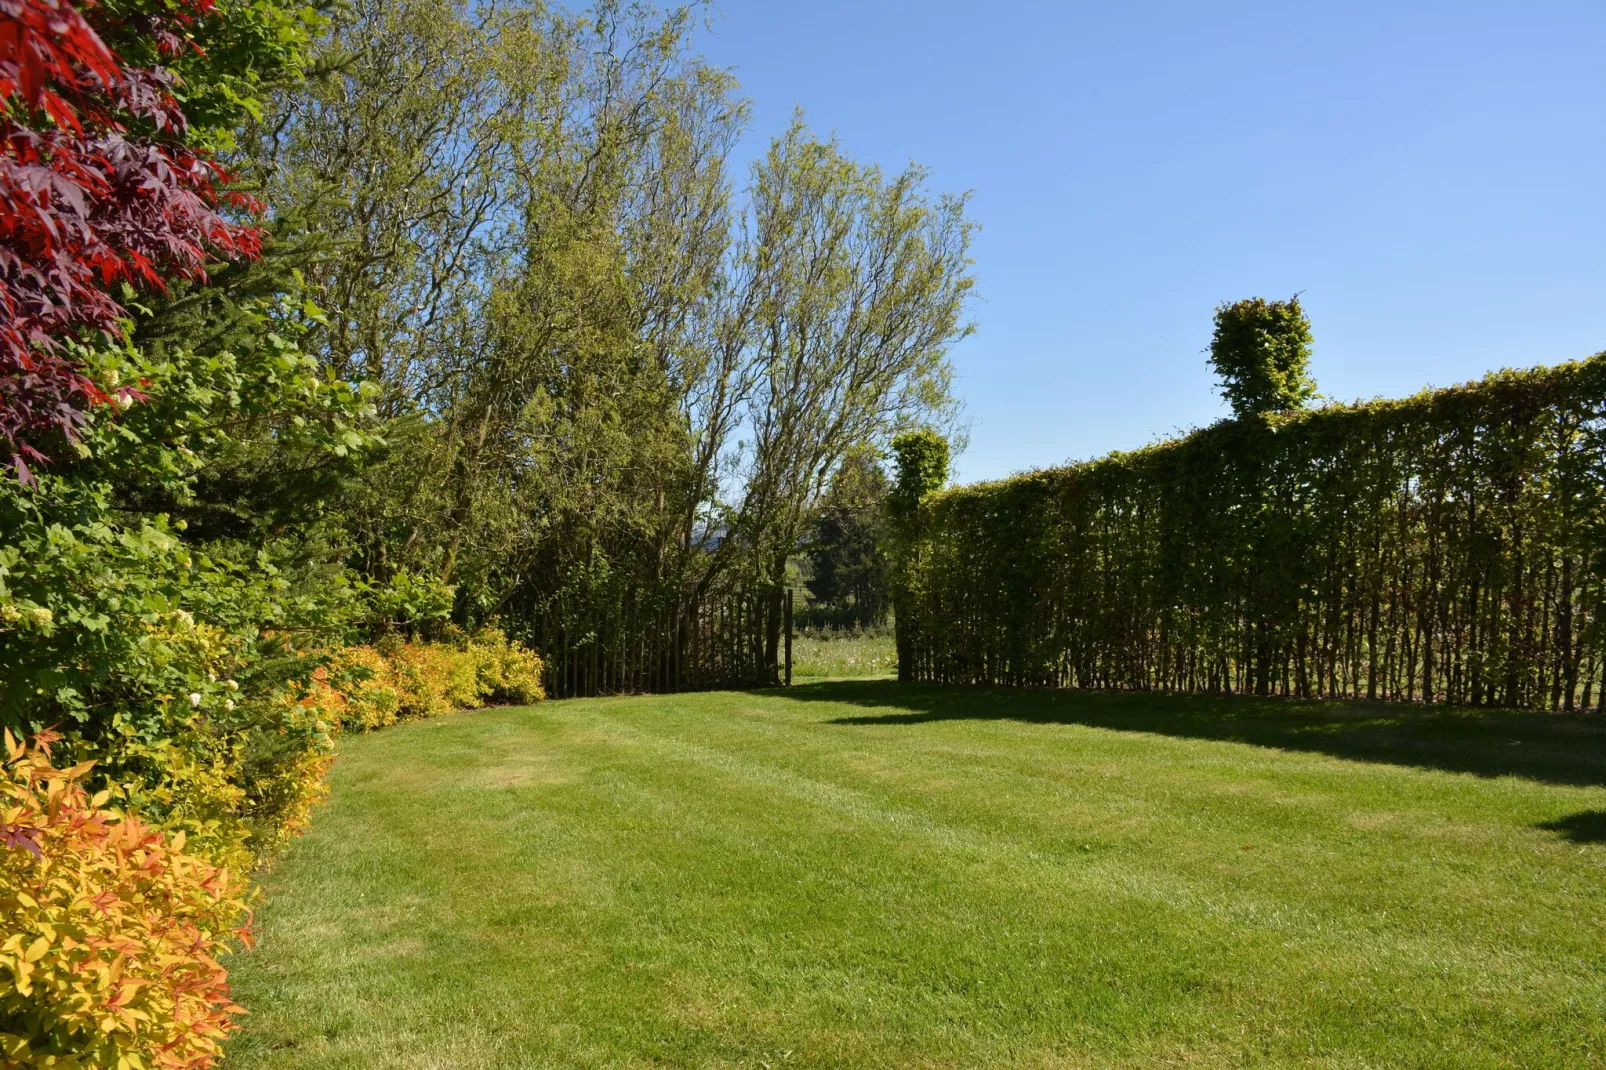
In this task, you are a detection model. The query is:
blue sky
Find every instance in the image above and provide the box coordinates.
[693,1,1606,483]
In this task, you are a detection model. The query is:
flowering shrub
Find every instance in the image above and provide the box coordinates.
[0,730,249,1069]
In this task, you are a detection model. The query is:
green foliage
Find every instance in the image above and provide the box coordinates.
[367,570,457,639]
[0,0,379,864]
[732,119,975,593]
[0,0,378,1055]
[94,0,325,152]
[887,429,951,682]
[250,1,974,694]
[897,356,1606,709]
[258,0,751,632]
[0,298,377,866]
[1208,295,1317,418]
[803,450,891,628]
[888,430,950,521]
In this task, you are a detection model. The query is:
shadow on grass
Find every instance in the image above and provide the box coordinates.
[1537,810,1606,843]
[776,679,1606,788]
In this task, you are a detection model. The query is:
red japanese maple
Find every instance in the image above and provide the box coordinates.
[0,0,263,477]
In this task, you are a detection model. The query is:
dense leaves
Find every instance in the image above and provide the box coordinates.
[801,449,891,629]
[0,730,250,1068]
[0,0,313,474]
[301,629,545,732]
[1207,295,1317,418]
[0,306,376,854]
[256,0,973,695]
[898,357,1606,710]
[889,429,950,522]
[0,3,369,1058]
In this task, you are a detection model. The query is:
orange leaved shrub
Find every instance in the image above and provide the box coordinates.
[0,731,249,1069]
[301,629,546,733]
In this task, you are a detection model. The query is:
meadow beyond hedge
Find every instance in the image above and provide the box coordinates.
[898,355,1606,709]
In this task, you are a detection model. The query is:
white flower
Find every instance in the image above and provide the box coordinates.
[224,699,235,711]
[225,679,239,692]
[188,692,203,708]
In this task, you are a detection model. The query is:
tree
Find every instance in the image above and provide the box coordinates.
[888,428,950,521]
[257,0,746,624]
[0,0,316,477]
[804,447,890,627]
[1207,295,1316,419]
[887,428,949,681]
[245,1,973,689]
[729,119,974,603]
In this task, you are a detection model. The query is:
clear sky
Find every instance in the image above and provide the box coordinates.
[693,1,1606,484]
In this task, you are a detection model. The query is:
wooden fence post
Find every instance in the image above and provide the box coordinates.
[785,589,793,687]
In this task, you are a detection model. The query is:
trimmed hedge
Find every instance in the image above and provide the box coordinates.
[897,355,1606,709]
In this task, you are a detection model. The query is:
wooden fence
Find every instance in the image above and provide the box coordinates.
[537,587,794,699]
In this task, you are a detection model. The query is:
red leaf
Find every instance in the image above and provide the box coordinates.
[0,821,43,858]
[0,0,264,473]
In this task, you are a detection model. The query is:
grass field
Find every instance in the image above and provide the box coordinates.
[226,683,1606,1069]
[789,628,896,680]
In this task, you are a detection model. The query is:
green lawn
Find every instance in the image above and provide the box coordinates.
[226,683,1606,1069]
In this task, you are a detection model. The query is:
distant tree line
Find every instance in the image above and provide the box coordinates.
[798,448,892,629]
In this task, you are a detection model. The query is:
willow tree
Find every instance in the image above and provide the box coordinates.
[726,119,975,627]
[253,0,745,611]
[453,0,748,634]
[248,0,974,686]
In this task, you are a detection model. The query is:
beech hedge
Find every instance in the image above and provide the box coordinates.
[896,355,1606,709]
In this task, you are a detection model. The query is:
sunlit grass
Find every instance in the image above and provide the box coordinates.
[789,626,895,679]
[227,683,1606,1069]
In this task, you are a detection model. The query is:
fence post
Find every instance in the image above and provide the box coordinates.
[785,589,793,687]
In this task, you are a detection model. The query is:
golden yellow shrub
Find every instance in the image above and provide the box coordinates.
[468,627,546,705]
[443,647,485,710]
[302,634,545,734]
[387,642,458,721]
[322,645,401,730]
[0,731,250,1069]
